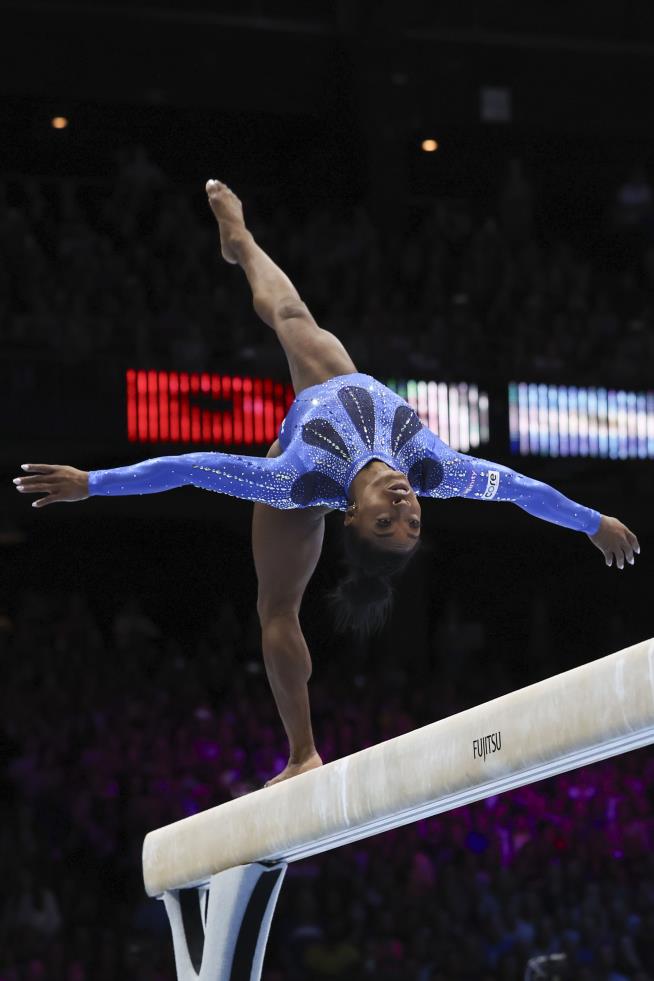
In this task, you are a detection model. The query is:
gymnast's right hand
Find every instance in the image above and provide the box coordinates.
[587,514,640,569]
[12,464,90,508]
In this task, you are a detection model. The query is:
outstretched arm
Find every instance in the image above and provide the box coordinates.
[13,449,301,510]
[454,453,602,534]
[455,453,640,569]
[415,433,640,569]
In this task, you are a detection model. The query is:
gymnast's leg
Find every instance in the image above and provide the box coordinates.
[206,179,356,394]
[252,442,324,786]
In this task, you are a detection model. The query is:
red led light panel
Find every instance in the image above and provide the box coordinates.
[126,370,296,447]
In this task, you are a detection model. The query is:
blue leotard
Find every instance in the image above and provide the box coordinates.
[88,373,601,534]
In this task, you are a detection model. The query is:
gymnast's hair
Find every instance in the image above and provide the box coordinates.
[327,525,421,638]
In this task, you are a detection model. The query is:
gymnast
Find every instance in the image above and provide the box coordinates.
[13,180,641,785]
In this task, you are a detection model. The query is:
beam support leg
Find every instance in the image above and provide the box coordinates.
[161,862,287,981]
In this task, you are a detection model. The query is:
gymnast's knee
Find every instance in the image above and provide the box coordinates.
[276,296,312,319]
[272,299,318,333]
[257,602,300,635]
[259,609,310,677]
[252,293,312,329]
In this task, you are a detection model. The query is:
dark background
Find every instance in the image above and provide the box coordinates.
[2,2,654,980]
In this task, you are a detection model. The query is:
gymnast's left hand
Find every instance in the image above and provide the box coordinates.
[12,464,90,508]
[588,514,640,570]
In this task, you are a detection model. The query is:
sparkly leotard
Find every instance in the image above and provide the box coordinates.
[88,373,600,534]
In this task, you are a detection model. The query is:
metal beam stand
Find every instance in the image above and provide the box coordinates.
[161,862,287,981]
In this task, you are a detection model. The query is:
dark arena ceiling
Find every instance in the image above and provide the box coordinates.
[3,0,654,120]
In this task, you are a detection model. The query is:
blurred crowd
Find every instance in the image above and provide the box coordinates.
[2,148,654,386]
[2,586,654,980]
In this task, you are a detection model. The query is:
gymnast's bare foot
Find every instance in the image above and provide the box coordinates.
[205,179,249,265]
[265,751,323,787]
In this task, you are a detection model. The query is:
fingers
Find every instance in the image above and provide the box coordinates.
[605,544,639,570]
[14,479,55,493]
[601,523,642,571]
[13,471,60,508]
[626,529,641,555]
[20,463,57,474]
[15,486,59,507]
[619,527,641,567]
[32,495,60,508]
[14,475,54,486]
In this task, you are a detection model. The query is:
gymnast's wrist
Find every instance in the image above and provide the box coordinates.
[587,510,603,538]
[86,470,99,496]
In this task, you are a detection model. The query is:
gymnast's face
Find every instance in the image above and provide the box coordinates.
[344,471,422,552]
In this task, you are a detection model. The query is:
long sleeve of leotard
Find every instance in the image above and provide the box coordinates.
[418,433,601,535]
[87,451,301,509]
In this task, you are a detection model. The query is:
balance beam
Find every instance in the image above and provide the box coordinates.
[142,638,654,981]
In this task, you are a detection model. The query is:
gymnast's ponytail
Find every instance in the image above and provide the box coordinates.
[327,525,420,638]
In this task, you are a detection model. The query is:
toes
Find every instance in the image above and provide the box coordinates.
[206,178,237,200]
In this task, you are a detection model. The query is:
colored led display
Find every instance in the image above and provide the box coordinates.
[508,382,654,459]
[386,379,490,452]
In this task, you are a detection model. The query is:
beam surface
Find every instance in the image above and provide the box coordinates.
[143,638,654,897]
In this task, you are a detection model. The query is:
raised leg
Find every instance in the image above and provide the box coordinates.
[206,179,356,394]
